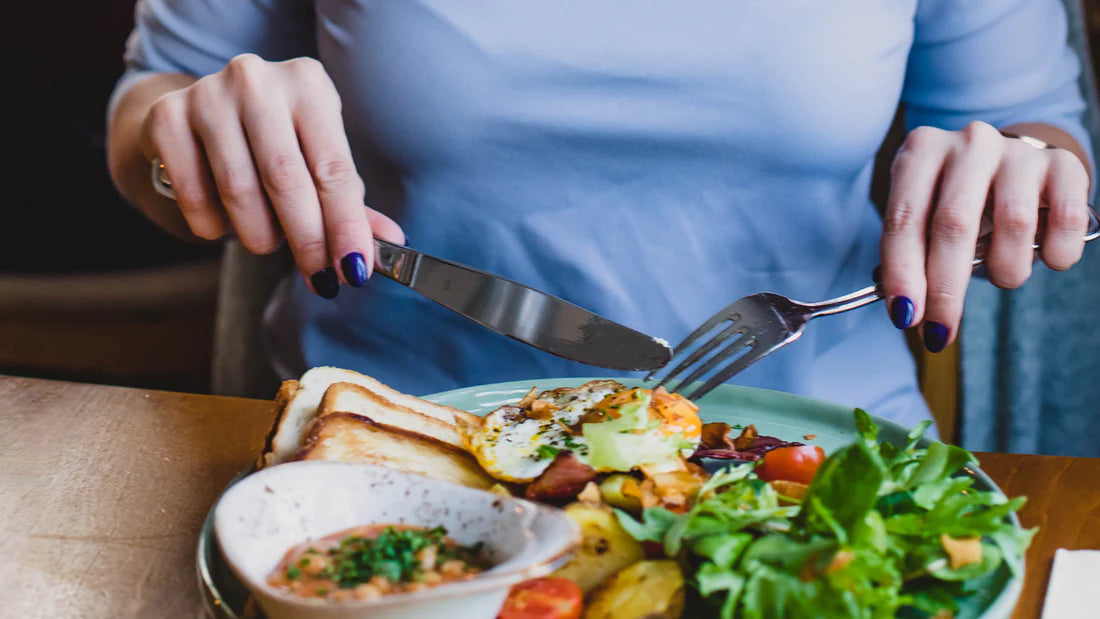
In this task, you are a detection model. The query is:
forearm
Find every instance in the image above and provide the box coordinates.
[107,72,203,242]
[1001,122,1092,186]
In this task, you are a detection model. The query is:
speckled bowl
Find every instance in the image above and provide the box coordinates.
[213,461,579,619]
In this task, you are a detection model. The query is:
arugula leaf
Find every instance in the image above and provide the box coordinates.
[799,440,886,537]
[614,506,678,543]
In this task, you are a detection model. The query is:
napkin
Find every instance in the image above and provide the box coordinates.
[1040,549,1100,619]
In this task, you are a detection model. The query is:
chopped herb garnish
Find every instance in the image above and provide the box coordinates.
[536,444,561,459]
[286,565,301,580]
[309,526,484,590]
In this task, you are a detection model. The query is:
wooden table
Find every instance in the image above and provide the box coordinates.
[1,375,1096,618]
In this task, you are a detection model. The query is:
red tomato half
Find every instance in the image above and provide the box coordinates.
[498,577,583,619]
[755,445,826,485]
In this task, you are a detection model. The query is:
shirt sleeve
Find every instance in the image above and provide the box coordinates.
[108,0,317,114]
[903,0,1092,165]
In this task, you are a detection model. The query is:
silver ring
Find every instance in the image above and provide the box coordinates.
[150,158,176,200]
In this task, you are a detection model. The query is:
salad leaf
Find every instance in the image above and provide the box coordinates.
[616,409,1033,619]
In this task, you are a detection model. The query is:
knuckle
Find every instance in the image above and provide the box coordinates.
[931,198,977,241]
[962,120,997,143]
[883,200,920,236]
[312,158,362,194]
[1049,196,1089,231]
[261,153,309,195]
[995,197,1036,237]
[902,126,943,151]
[226,53,264,77]
[216,165,260,206]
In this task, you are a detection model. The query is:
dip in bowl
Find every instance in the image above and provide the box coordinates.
[214,461,578,619]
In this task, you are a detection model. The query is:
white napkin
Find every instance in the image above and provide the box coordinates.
[1040,549,1100,619]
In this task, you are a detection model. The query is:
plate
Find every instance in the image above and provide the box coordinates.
[198,378,1024,619]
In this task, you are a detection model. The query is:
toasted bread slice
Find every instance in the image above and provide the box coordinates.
[294,412,494,489]
[262,366,478,467]
[318,382,464,449]
[258,379,300,469]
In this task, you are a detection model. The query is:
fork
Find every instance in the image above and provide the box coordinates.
[648,206,1100,401]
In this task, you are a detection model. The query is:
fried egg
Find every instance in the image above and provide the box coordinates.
[456,381,703,483]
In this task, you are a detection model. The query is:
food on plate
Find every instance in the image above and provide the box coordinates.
[456,381,702,485]
[246,369,1031,618]
[549,502,645,593]
[614,410,1033,618]
[267,524,487,600]
[294,412,495,489]
[260,366,478,467]
[581,560,684,619]
[498,577,584,619]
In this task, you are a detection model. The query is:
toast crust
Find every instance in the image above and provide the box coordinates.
[258,379,300,469]
[318,382,464,448]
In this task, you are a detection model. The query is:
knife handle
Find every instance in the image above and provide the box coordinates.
[373,238,418,284]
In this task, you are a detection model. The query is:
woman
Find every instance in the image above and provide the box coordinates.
[107,0,1092,432]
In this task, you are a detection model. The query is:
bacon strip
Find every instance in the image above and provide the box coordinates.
[692,435,803,461]
[524,453,596,504]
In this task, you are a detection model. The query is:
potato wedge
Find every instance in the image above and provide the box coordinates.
[551,502,645,593]
[583,560,685,619]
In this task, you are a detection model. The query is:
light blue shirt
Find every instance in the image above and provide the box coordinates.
[116,0,1089,431]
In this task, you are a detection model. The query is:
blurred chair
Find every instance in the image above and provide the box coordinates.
[0,259,221,392]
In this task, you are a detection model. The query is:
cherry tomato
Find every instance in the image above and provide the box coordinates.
[755,445,826,485]
[498,577,583,619]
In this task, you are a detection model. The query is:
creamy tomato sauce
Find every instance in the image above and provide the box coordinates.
[268,524,487,601]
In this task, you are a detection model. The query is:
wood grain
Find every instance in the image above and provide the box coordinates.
[973,451,1100,619]
[0,375,1095,618]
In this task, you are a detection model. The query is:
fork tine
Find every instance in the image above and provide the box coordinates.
[652,321,745,390]
[645,301,742,381]
[685,344,767,401]
[668,331,756,395]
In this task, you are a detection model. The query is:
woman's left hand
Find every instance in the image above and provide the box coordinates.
[880,120,1091,352]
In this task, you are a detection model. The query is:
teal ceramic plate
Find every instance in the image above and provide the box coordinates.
[197,378,1023,619]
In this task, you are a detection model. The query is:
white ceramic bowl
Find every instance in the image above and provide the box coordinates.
[214,461,579,619]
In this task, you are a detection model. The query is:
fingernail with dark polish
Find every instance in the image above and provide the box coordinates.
[311,268,339,299]
[890,296,914,330]
[924,321,949,353]
[341,252,368,287]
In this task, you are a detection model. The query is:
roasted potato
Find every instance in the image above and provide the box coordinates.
[598,474,643,512]
[551,502,645,593]
[582,560,685,619]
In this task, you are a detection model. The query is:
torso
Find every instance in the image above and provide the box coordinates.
[265,0,932,429]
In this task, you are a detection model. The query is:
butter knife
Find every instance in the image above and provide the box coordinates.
[151,160,671,371]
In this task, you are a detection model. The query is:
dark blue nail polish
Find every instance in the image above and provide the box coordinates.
[924,321,949,353]
[310,268,339,299]
[403,236,411,247]
[341,252,368,287]
[890,296,915,330]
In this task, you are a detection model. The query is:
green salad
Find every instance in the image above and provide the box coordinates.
[616,410,1034,619]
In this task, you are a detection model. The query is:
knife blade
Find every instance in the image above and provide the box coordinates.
[374,239,671,371]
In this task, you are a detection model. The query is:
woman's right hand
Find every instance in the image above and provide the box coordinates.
[140,53,405,299]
